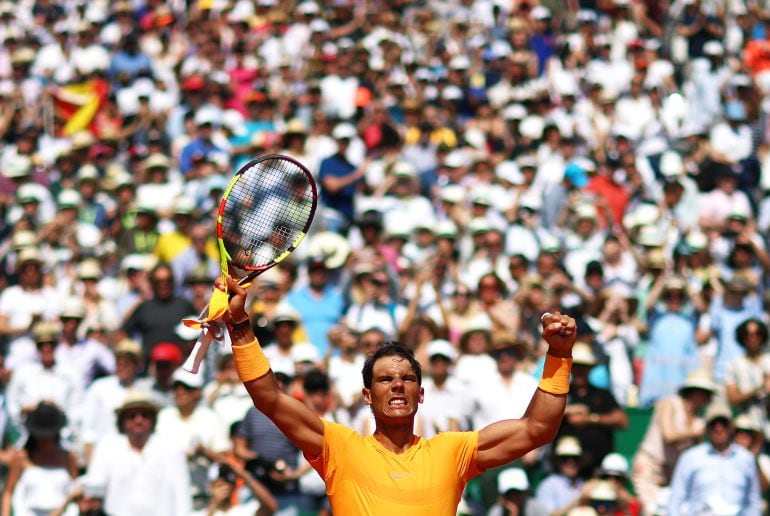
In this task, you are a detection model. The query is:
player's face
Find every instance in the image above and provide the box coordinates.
[364,356,423,423]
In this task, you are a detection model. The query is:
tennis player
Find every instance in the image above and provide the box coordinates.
[220,275,575,514]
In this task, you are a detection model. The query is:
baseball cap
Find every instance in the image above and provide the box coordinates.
[150,342,183,363]
[497,468,529,493]
[273,304,300,325]
[704,404,733,425]
[427,339,457,361]
[599,453,629,477]
[332,123,356,140]
[564,163,588,188]
[291,343,321,364]
[172,367,205,389]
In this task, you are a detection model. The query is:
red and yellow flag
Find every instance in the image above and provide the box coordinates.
[52,79,109,136]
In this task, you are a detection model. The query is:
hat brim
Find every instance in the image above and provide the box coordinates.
[115,400,159,415]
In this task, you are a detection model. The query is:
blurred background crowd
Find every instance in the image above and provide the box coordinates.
[2,0,770,514]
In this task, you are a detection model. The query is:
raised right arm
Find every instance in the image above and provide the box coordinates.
[223,276,324,458]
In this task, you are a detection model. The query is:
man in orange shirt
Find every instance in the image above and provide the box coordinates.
[219,275,575,515]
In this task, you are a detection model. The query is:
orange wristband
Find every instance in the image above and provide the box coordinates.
[232,339,271,383]
[539,354,573,394]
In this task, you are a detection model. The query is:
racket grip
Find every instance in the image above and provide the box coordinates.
[182,337,211,374]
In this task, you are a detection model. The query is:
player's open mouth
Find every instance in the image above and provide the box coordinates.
[388,398,407,407]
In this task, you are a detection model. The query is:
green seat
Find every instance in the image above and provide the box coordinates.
[614,407,654,466]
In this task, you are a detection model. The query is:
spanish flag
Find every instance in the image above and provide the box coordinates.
[53,79,109,136]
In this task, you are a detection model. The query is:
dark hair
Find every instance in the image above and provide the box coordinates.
[362,341,422,389]
[477,272,508,297]
[736,318,769,347]
[303,369,330,394]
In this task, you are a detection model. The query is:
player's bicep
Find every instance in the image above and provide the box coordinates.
[476,418,538,470]
[265,391,325,458]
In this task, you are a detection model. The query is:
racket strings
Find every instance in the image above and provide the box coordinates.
[222,157,314,269]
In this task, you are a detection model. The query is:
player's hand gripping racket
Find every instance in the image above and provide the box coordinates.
[182,154,317,372]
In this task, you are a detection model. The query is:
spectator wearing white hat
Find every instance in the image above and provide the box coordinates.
[535,436,586,514]
[262,304,306,378]
[55,296,115,386]
[488,467,549,516]
[78,339,144,461]
[156,367,230,505]
[0,248,61,371]
[7,320,83,429]
[632,369,716,511]
[668,404,761,515]
[75,258,120,337]
[86,391,192,516]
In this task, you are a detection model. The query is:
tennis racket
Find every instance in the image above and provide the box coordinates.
[217,153,317,282]
[182,154,317,372]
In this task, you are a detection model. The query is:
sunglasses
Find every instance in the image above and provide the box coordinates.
[123,410,154,420]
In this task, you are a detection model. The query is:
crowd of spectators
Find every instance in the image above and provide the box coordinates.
[2,0,770,514]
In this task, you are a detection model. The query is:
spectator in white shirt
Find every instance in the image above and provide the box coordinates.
[156,368,230,506]
[78,339,144,462]
[86,391,192,516]
[418,339,470,438]
[6,321,81,428]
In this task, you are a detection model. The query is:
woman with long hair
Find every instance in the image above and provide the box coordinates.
[1,402,78,516]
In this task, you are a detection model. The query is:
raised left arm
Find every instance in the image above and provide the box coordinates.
[477,313,575,470]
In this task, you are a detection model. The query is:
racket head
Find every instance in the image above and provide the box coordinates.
[217,154,317,278]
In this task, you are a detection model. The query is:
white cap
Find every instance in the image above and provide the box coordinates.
[588,480,618,501]
[519,116,545,139]
[685,231,708,251]
[58,189,82,208]
[555,436,582,456]
[469,217,491,234]
[448,55,470,70]
[703,41,724,56]
[426,339,457,361]
[495,161,523,185]
[436,220,458,238]
[531,5,551,19]
[172,366,205,388]
[310,19,330,32]
[502,103,527,120]
[445,149,470,168]
[392,161,417,177]
[332,123,356,140]
[60,296,86,319]
[440,184,465,203]
[297,1,319,14]
[574,203,597,220]
[600,453,629,476]
[497,468,529,493]
[291,343,321,364]
[572,342,597,366]
[660,151,684,177]
[637,225,663,247]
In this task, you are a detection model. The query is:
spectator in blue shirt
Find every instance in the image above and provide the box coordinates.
[286,256,344,357]
[179,119,225,176]
[109,34,152,81]
[668,405,761,515]
[317,124,366,230]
